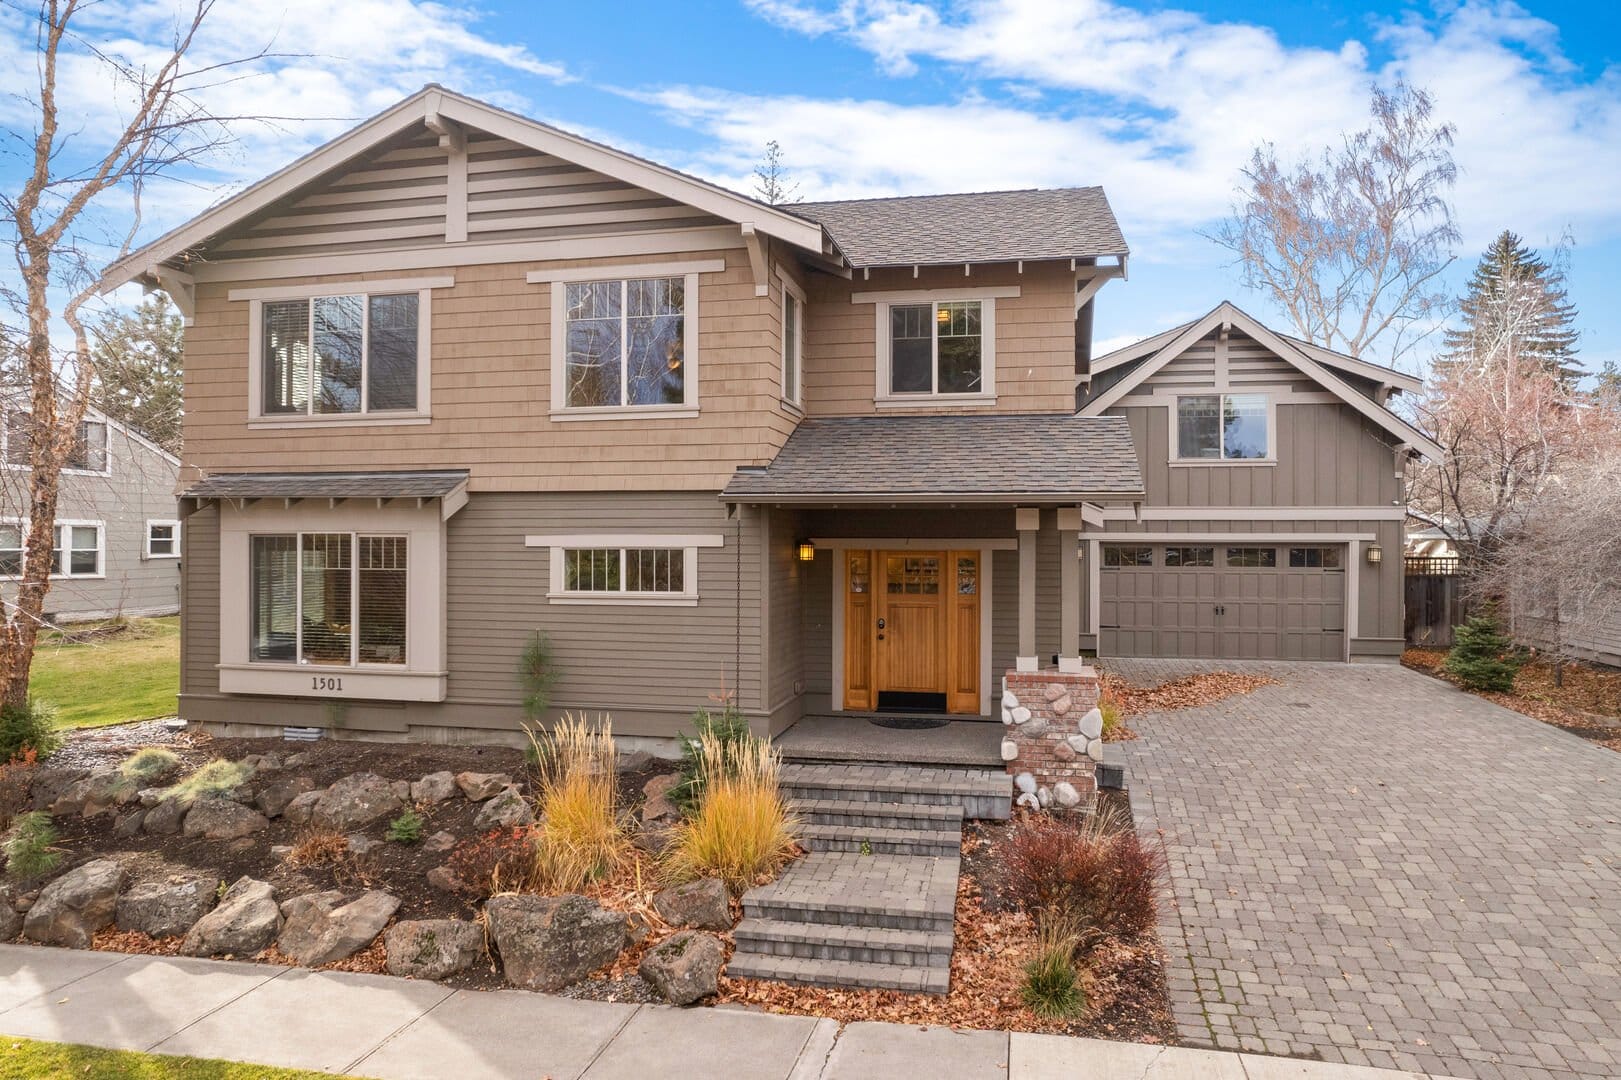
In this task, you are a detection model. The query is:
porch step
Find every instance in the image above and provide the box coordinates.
[732,917,952,968]
[781,762,1011,821]
[798,822,960,857]
[790,797,965,832]
[725,952,950,994]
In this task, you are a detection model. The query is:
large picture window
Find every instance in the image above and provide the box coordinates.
[1176,393,1269,460]
[564,277,685,409]
[888,300,984,396]
[250,532,407,666]
[260,293,420,416]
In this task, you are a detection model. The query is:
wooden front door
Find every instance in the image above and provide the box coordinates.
[843,549,980,714]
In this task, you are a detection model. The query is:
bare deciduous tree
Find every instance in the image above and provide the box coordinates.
[0,0,264,706]
[1211,82,1459,364]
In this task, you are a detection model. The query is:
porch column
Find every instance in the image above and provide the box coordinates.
[1057,506,1083,672]
[1016,507,1039,672]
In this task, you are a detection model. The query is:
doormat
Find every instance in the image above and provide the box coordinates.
[867,716,951,730]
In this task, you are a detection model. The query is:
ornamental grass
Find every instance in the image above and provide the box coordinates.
[527,713,629,893]
[665,729,797,893]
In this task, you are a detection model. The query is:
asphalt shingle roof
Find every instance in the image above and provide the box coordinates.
[721,414,1143,503]
[183,470,469,500]
[791,188,1128,268]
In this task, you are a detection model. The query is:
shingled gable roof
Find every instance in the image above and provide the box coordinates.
[791,188,1128,269]
[99,86,827,292]
[1078,301,1444,461]
[720,414,1144,505]
[181,469,470,501]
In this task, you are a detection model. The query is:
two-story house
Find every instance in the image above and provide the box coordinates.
[100,87,1440,747]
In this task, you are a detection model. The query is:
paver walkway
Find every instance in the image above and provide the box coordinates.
[1106,659,1621,1080]
[0,943,1468,1079]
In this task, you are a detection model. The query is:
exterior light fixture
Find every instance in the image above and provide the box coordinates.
[797,540,816,562]
[1366,544,1383,565]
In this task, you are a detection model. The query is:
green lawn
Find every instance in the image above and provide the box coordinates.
[29,616,180,729]
[0,1037,364,1079]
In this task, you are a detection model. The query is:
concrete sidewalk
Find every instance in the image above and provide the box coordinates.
[0,944,1466,1079]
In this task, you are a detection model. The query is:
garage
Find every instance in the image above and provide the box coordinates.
[1099,542,1346,661]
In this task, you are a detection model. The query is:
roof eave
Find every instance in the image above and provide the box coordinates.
[719,490,1145,506]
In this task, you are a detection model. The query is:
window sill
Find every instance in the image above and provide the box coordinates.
[144,553,181,561]
[546,594,699,607]
[248,413,432,429]
[1,464,110,476]
[1,573,106,582]
[780,399,805,419]
[1168,458,1278,468]
[550,406,700,422]
[874,394,996,410]
[218,663,447,703]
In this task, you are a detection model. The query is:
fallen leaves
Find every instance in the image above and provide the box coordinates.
[1404,649,1621,753]
[1100,671,1281,719]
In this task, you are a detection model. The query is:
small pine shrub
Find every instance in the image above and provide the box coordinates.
[1444,615,1523,692]
[2,810,60,881]
[1021,914,1086,1019]
[518,631,561,722]
[1001,809,1164,950]
[387,809,425,844]
[0,699,60,763]
[671,703,753,815]
[665,730,797,893]
[163,758,254,803]
[119,747,180,785]
[528,714,627,893]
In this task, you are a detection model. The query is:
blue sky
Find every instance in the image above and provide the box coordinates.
[4,0,1618,377]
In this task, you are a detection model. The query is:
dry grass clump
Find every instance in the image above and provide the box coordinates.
[665,730,797,893]
[1021,913,1086,1019]
[528,713,630,893]
[163,758,253,803]
[119,746,180,785]
[1000,807,1164,953]
[287,825,349,868]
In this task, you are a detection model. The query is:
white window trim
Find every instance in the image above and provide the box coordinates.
[779,267,805,409]
[541,261,711,420]
[0,518,105,580]
[870,292,1002,405]
[243,276,449,423]
[1170,392,1278,466]
[145,519,182,559]
[0,413,112,477]
[525,532,723,606]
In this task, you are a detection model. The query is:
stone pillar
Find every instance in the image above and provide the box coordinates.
[1015,507,1039,672]
[1056,506,1082,673]
[1000,666,1103,812]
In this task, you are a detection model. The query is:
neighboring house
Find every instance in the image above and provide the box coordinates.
[99,86,1439,746]
[0,403,182,623]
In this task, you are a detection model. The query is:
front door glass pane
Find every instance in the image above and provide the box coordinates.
[956,555,978,595]
[849,552,870,594]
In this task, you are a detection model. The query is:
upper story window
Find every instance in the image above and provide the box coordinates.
[859,285,1013,407]
[564,277,685,409]
[2,413,107,473]
[261,293,419,416]
[1176,393,1269,460]
[782,287,803,407]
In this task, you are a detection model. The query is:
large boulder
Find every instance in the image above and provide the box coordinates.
[22,859,126,948]
[409,771,458,805]
[638,930,724,1005]
[181,877,281,958]
[652,878,731,931]
[312,773,403,831]
[143,796,188,835]
[28,766,86,812]
[0,885,25,941]
[255,775,316,818]
[455,772,511,802]
[640,774,680,825]
[474,787,534,830]
[384,919,484,980]
[276,889,400,967]
[485,893,626,992]
[283,789,324,825]
[51,771,131,818]
[117,876,218,939]
[183,796,269,841]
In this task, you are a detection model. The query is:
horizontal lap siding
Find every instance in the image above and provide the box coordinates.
[765,509,806,731]
[180,504,221,696]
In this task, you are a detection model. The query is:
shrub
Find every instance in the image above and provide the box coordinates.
[0,748,38,830]
[518,631,562,723]
[447,827,536,896]
[387,809,424,844]
[1021,913,1086,1019]
[665,730,797,893]
[162,758,254,803]
[0,699,59,763]
[1444,614,1523,692]
[671,702,753,815]
[527,713,628,893]
[2,811,60,881]
[119,747,180,786]
[1001,809,1164,949]
[287,826,349,868]
[1097,694,1125,739]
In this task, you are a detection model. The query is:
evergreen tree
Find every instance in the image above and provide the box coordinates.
[1441,231,1581,386]
[1443,613,1522,692]
[89,294,183,454]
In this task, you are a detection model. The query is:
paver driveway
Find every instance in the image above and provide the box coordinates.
[1108,659,1621,1080]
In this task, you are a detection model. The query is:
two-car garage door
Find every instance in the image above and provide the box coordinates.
[1099,543,1346,661]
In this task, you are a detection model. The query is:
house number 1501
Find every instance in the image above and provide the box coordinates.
[312,676,344,692]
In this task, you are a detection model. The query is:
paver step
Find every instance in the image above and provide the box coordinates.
[781,763,1010,820]
[726,951,950,994]
[798,823,960,857]
[732,917,952,968]
[789,797,965,832]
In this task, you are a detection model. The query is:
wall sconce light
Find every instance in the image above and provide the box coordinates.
[1366,544,1383,565]
[797,540,816,562]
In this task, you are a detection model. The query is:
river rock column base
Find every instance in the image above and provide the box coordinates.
[1002,668,1103,813]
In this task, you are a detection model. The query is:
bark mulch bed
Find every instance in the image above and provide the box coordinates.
[1404,648,1621,752]
[1097,669,1281,743]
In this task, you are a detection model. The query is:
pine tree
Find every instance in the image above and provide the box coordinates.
[752,140,801,206]
[1442,614,1522,692]
[1441,231,1581,386]
[88,293,184,454]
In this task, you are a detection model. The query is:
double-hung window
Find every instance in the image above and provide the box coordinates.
[1176,393,1269,460]
[563,277,687,410]
[257,292,422,416]
[146,520,181,558]
[0,523,102,578]
[249,532,408,667]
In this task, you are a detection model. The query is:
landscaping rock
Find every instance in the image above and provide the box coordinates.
[1001,689,1018,709]
[384,919,483,980]
[1000,739,1018,761]
[181,877,282,958]
[277,889,400,966]
[1077,707,1104,741]
[485,893,627,992]
[426,866,462,892]
[1037,786,1053,809]
[117,876,218,938]
[183,795,269,841]
[113,809,147,838]
[638,930,724,1005]
[1015,792,1040,811]
[1086,738,1104,761]
[616,749,654,774]
[1011,706,1032,725]
[637,821,680,859]
[1014,772,1037,795]
[641,773,680,824]
[455,772,511,801]
[28,766,86,811]
[390,780,411,802]
[240,753,283,773]
[313,772,402,830]
[52,770,130,818]
[284,789,323,825]
[137,787,168,807]
[423,830,456,854]
[270,845,294,860]
[474,787,534,829]
[1064,734,1090,755]
[256,775,316,818]
[0,886,24,941]
[1053,782,1081,809]
[410,771,458,805]
[347,834,382,857]
[22,859,126,948]
[143,796,188,835]
[652,878,731,931]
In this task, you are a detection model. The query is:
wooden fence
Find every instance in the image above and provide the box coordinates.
[1404,556,1466,648]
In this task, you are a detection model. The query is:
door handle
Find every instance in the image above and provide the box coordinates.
[876,616,886,641]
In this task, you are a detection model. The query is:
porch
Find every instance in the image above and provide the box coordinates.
[777,712,1003,768]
